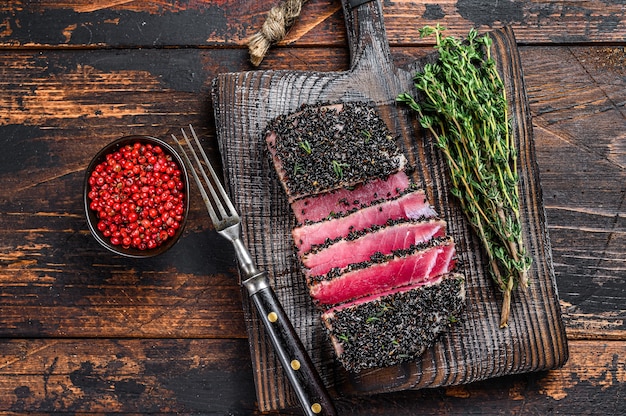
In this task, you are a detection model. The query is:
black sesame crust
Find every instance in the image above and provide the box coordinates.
[265,102,406,200]
[322,275,466,372]
[266,101,467,374]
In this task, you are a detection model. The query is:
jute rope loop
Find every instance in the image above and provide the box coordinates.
[247,0,308,66]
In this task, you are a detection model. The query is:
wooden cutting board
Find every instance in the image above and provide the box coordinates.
[212,0,568,411]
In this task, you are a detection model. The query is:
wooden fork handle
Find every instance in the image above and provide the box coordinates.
[244,272,337,416]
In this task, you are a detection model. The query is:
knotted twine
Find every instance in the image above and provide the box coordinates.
[247,0,308,66]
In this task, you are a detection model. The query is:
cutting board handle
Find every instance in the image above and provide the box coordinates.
[341,0,393,73]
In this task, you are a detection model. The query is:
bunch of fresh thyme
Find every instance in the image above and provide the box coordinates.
[397,25,532,327]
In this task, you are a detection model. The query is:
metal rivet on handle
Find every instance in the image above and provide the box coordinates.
[267,312,278,322]
[290,359,301,370]
[311,403,322,414]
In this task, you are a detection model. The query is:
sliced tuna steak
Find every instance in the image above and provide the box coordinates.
[322,273,447,315]
[321,274,466,372]
[301,219,447,276]
[309,238,456,305]
[265,101,466,372]
[265,102,407,202]
[292,188,436,253]
[290,170,411,224]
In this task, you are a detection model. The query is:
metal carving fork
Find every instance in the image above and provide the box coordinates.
[174,126,336,416]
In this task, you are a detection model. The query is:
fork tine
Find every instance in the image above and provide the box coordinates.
[185,125,239,219]
[179,128,226,220]
[174,131,220,226]
[173,125,239,230]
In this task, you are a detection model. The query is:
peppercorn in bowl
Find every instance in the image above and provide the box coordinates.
[84,135,189,258]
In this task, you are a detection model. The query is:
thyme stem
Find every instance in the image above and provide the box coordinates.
[398,25,532,327]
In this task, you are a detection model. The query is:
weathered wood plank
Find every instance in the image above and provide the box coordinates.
[0,157,248,338]
[0,339,622,414]
[0,48,245,339]
[336,340,626,416]
[519,46,626,338]
[0,338,258,413]
[1,0,626,49]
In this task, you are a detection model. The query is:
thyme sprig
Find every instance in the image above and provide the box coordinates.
[397,25,532,327]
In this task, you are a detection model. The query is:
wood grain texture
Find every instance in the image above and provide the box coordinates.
[2,0,626,49]
[0,0,624,413]
[0,48,247,340]
[0,339,621,414]
[212,0,567,411]
[0,339,258,413]
[519,46,626,339]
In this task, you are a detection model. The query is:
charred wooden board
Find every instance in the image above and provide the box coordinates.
[212,0,568,411]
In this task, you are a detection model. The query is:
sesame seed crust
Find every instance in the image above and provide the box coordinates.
[265,102,406,200]
[322,275,466,372]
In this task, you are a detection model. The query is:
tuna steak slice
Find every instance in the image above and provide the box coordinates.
[292,188,437,253]
[322,273,447,315]
[290,170,411,224]
[309,238,456,305]
[265,102,407,202]
[321,274,466,372]
[301,219,447,276]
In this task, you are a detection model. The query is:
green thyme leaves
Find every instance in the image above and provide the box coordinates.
[398,25,532,328]
[332,160,350,179]
[299,139,312,154]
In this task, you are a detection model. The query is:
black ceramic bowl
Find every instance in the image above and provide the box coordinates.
[84,135,189,258]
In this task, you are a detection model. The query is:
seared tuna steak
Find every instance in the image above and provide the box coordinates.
[290,171,411,224]
[292,188,437,253]
[321,274,465,372]
[308,237,456,305]
[265,101,465,372]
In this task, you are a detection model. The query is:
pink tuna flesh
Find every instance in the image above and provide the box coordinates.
[309,239,456,305]
[265,131,292,199]
[290,170,411,224]
[321,273,459,317]
[301,219,447,276]
[292,189,437,253]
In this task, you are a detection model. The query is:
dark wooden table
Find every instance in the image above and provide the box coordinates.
[0,1,624,414]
